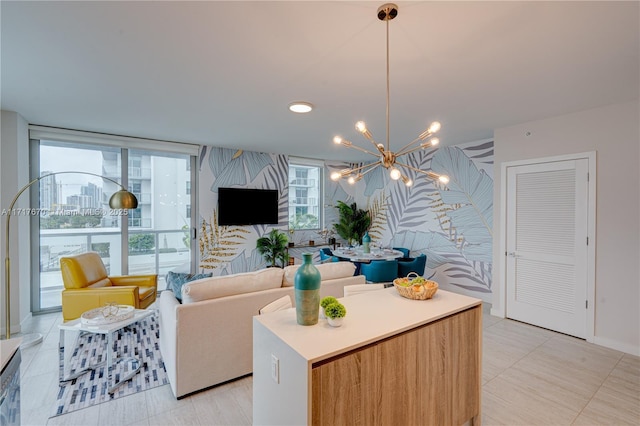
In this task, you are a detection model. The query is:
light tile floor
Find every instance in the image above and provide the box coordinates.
[14,304,640,426]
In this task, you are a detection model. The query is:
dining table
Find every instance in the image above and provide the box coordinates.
[331,247,405,263]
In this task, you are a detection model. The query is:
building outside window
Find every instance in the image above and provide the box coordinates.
[288,160,322,230]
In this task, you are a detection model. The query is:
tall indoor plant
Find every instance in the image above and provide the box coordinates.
[333,201,371,246]
[256,229,289,268]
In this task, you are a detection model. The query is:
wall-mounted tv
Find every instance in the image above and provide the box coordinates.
[218,187,279,226]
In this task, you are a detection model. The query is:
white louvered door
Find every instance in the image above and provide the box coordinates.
[506,159,588,338]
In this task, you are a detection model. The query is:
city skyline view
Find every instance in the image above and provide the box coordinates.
[40,143,110,202]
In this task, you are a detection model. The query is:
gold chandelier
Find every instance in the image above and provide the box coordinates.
[330,3,449,187]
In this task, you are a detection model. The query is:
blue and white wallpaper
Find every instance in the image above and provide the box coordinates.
[197,140,494,300]
[198,146,289,275]
[326,140,494,301]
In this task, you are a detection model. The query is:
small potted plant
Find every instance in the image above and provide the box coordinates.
[319,296,338,319]
[324,302,347,327]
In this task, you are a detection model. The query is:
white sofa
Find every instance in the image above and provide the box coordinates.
[158,262,364,398]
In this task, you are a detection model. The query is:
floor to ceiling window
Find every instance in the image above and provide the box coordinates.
[30,129,197,313]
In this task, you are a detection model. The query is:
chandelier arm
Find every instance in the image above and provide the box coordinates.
[347,160,383,175]
[346,143,384,158]
[395,162,443,180]
[395,142,433,157]
[358,162,383,177]
[394,137,427,157]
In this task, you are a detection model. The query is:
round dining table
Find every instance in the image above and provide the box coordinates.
[332,247,405,263]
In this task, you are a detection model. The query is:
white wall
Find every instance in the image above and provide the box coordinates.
[493,100,640,355]
[1,110,31,335]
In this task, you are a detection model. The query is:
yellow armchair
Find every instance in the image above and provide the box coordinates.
[60,252,158,321]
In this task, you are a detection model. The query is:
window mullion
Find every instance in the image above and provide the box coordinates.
[121,148,129,274]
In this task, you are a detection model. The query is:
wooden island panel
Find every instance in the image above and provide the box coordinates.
[311,305,481,426]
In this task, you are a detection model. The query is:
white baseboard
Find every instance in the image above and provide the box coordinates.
[592,336,640,356]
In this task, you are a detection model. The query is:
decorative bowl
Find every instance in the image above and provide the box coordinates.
[393,273,438,300]
[81,305,135,325]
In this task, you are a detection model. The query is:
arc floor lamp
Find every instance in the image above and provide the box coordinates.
[3,171,138,348]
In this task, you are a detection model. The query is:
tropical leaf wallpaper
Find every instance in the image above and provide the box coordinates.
[197,140,494,301]
[198,146,289,275]
[325,140,494,301]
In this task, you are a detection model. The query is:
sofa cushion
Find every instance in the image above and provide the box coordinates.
[282,262,356,287]
[182,267,284,304]
[166,271,213,302]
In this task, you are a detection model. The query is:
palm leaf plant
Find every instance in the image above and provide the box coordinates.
[256,228,290,268]
[333,201,371,246]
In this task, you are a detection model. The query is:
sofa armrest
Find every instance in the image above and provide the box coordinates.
[110,275,158,288]
[158,291,180,397]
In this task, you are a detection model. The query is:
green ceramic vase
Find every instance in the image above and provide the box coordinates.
[362,231,371,254]
[294,253,321,325]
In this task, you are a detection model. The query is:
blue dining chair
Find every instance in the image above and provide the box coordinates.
[393,247,410,258]
[397,254,427,277]
[360,260,399,283]
[319,247,339,263]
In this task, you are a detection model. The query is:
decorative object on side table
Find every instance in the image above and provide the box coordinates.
[393,272,438,300]
[256,229,289,268]
[324,301,347,327]
[294,253,321,325]
[319,296,338,320]
[81,304,135,326]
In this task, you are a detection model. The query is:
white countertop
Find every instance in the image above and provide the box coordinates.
[1,338,22,370]
[254,287,481,363]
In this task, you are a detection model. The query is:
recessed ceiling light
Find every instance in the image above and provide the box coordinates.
[288,102,313,113]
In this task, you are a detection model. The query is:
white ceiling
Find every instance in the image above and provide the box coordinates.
[2,1,638,162]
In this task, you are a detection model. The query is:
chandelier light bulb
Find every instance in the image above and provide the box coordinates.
[402,175,413,187]
[438,175,450,184]
[330,171,341,181]
[389,167,401,180]
[430,138,439,146]
[347,176,356,185]
[333,136,343,145]
[429,121,441,133]
[355,121,367,133]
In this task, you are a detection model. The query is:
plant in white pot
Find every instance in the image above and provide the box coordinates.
[319,296,338,320]
[324,302,347,327]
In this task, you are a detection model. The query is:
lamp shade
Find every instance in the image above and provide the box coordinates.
[109,189,138,209]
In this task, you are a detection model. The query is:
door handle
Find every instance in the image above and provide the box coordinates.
[507,252,521,258]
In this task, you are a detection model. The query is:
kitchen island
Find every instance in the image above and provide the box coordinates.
[253,287,482,425]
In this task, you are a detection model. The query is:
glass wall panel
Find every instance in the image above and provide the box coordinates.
[127,150,192,290]
[37,141,123,309]
[34,141,194,311]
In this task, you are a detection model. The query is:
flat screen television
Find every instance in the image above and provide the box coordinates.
[217,187,279,226]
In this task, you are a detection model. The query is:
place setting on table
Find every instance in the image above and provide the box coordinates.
[332,246,404,262]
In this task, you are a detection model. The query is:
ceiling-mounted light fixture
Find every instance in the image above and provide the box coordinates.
[288,102,314,113]
[331,3,449,187]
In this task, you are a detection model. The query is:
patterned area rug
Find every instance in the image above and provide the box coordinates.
[52,315,168,417]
